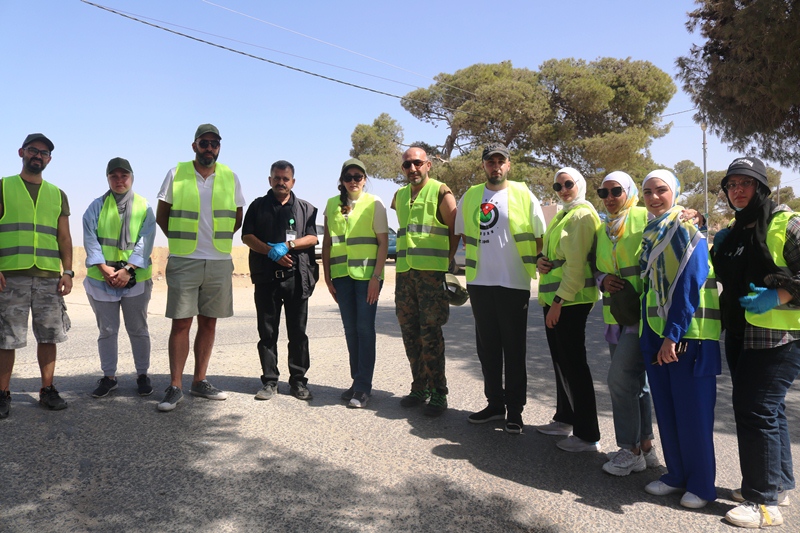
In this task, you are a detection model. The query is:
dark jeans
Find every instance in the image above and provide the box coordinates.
[255,276,309,386]
[468,285,530,414]
[728,335,800,505]
[332,276,380,395]
[543,303,600,442]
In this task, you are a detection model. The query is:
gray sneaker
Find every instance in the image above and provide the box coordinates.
[190,380,228,400]
[255,381,278,401]
[157,386,184,412]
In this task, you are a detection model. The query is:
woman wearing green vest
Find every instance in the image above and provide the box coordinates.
[83,158,156,398]
[534,167,602,452]
[639,169,721,509]
[712,156,800,528]
[594,171,658,476]
[322,158,388,409]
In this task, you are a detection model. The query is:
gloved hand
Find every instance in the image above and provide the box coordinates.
[713,227,731,247]
[267,242,289,262]
[739,283,781,314]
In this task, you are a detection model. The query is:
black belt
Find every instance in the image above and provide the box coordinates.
[273,269,295,281]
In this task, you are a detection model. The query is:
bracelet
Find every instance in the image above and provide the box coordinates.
[372,274,382,280]
[535,253,544,262]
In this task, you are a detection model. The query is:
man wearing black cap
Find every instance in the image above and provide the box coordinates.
[0,133,73,418]
[454,143,545,433]
[155,124,246,412]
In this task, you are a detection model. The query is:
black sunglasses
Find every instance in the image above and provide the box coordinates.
[342,174,364,183]
[597,187,624,199]
[553,181,575,192]
[197,140,220,149]
[402,159,427,169]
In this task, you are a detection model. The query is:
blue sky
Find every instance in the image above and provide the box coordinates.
[2,0,796,245]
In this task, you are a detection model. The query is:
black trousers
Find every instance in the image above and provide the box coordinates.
[468,285,530,414]
[543,302,600,442]
[255,275,309,386]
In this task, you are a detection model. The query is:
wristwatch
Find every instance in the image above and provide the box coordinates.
[63,270,74,278]
[552,295,563,304]
[124,264,136,274]
[288,240,296,249]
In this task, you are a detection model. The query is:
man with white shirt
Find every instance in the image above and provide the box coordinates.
[155,124,245,412]
[455,143,546,434]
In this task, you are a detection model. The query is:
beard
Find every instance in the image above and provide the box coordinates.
[488,174,506,185]
[197,152,217,167]
[24,158,45,174]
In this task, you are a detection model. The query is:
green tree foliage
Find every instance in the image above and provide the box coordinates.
[677,1,800,169]
[349,113,404,183]
[351,59,675,198]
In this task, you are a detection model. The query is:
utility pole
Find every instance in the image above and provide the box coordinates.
[701,122,708,226]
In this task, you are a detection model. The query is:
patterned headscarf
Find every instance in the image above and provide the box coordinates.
[600,171,638,243]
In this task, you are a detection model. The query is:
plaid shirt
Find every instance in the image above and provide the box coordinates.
[743,213,800,350]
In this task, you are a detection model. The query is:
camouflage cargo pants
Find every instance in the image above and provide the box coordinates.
[395,269,449,394]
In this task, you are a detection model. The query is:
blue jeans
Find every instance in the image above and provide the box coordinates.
[730,338,800,505]
[607,331,654,449]
[333,277,380,394]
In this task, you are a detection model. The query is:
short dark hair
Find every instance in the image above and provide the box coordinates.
[270,160,295,176]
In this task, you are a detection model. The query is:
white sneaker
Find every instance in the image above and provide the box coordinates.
[534,419,573,436]
[680,491,708,509]
[557,435,601,453]
[725,502,784,528]
[642,447,661,468]
[602,448,647,476]
[732,488,789,507]
[645,480,683,496]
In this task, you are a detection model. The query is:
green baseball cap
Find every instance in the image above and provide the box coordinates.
[23,133,54,151]
[195,123,221,140]
[341,157,367,176]
[106,157,133,175]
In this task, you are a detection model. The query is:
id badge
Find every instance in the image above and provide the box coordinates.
[286,230,297,242]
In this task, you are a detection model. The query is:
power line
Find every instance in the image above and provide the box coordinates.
[662,108,696,117]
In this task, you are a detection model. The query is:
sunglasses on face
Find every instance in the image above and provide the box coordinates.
[342,174,364,183]
[402,159,427,169]
[552,181,575,192]
[197,140,220,149]
[597,187,624,199]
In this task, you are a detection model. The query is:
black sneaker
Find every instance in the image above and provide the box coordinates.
[39,385,68,410]
[340,386,355,402]
[91,376,118,398]
[348,391,369,409]
[136,374,153,396]
[399,389,429,408]
[290,382,313,401]
[423,390,447,417]
[504,412,523,434]
[0,390,10,419]
[468,405,506,424]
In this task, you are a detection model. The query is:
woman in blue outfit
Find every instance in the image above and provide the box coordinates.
[639,169,721,509]
[322,158,388,409]
[594,172,657,476]
[712,156,800,529]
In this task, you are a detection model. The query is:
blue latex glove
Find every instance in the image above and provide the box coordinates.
[713,227,731,247]
[739,283,781,314]
[267,242,289,262]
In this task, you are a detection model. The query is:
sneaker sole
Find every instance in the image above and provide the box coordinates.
[535,426,573,436]
[602,462,647,476]
[725,511,784,528]
[191,391,228,400]
[92,384,118,398]
[347,401,367,409]
[40,402,68,411]
[504,423,523,434]
[138,389,154,397]
[157,396,183,412]
[468,414,505,424]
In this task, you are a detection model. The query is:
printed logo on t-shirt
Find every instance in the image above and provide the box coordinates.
[479,202,499,232]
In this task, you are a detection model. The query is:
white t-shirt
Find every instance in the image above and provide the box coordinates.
[455,185,546,290]
[323,194,389,234]
[157,165,247,260]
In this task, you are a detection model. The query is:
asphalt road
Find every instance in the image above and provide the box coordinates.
[1,265,798,532]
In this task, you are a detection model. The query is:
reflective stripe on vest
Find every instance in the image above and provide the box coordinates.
[644,262,721,340]
[395,179,450,272]
[325,194,380,280]
[537,205,600,306]
[0,175,61,272]
[168,162,236,255]
[596,206,648,325]
[87,193,153,282]
[461,181,538,282]
[745,211,800,330]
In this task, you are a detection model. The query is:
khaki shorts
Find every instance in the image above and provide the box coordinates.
[0,276,71,349]
[165,257,234,319]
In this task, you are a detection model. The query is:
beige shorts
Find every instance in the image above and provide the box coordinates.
[165,257,234,319]
[0,276,71,349]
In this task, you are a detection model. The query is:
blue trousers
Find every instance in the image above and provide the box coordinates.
[642,326,720,501]
[332,276,380,395]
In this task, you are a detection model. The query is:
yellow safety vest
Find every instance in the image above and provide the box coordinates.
[0,175,62,272]
[86,193,152,282]
[596,206,648,325]
[168,161,236,255]
[461,181,538,281]
[745,211,800,330]
[644,260,721,340]
[395,179,450,272]
[538,205,601,306]
[326,194,380,280]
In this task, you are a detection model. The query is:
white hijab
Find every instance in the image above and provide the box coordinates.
[554,167,594,212]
